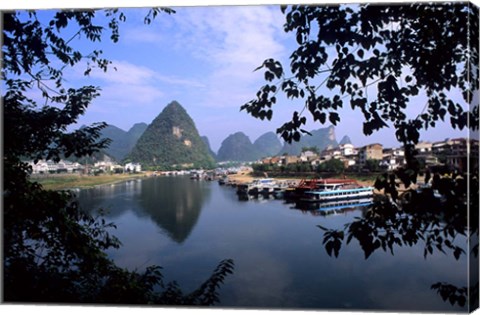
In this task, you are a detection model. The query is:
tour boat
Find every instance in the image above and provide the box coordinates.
[301,182,374,202]
[286,178,361,200]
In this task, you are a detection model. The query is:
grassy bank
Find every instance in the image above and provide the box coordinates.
[33,173,146,190]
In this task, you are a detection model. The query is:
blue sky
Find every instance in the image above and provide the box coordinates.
[4,0,478,152]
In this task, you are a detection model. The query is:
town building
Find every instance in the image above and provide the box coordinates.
[124,162,142,173]
[28,159,84,174]
[358,143,383,165]
[381,148,405,170]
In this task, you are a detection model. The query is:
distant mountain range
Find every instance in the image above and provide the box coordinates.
[93,101,345,166]
[100,123,148,161]
[279,125,338,155]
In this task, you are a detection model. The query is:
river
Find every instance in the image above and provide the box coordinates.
[77,176,468,312]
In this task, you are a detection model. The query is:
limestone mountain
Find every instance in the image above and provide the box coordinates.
[100,123,148,161]
[126,101,215,169]
[339,135,352,145]
[201,136,217,161]
[253,132,282,158]
[280,125,338,155]
[217,132,260,162]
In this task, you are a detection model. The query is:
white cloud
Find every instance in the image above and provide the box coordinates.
[165,6,288,108]
[89,60,157,85]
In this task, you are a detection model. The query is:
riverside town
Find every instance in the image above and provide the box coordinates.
[29,136,478,178]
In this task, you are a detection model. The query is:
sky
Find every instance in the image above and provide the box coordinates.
[3,0,479,153]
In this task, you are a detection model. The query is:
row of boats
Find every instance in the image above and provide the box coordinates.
[222,177,375,203]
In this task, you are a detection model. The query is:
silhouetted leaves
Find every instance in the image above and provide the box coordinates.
[241,3,479,146]
[3,8,233,305]
[318,172,478,308]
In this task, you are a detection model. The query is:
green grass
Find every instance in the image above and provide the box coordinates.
[33,173,146,190]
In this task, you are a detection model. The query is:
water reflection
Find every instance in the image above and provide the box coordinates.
[78,179,143,219]
[318,174,478,309]
[136,176,211,244]
[291,199,371,217]
[76,177,470,311]
[78,177,211,244]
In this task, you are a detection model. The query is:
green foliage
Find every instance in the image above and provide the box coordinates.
[253,131,283,158]
[363,159,384,172]
[3,8,233,305]
[317,159,345,173]
[217,131,261,162]
[320,172,478,307]
[201,135,217,161]
[100,123,148,161]
[127,101,216,169]
[242,3,479,146]
[242,3,479,307]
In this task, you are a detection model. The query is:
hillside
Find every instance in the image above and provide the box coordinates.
[126,101,216,169]
[100,123,147,161]
[217,132,260,162]
[253,132,282,158]
[280,125,338,155]
[201,136,217,161]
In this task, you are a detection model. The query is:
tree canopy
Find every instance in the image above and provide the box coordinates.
[242,2,478,146]
[242,2,479,309]
[3,8,234,304]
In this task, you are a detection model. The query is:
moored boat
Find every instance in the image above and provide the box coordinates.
[236,178,277,195]
[301,183,374,202]
[288,178,360,200]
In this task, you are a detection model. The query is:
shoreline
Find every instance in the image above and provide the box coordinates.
[227,172,377,187]
[32,173,147,191]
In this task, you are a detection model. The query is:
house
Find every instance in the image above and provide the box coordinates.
[339,143,357,157]
[280,155,300,165]
[124,162,142,173]
[320,147,342,160]
[28,159,83,174]
[261,156,281,165]
[300,150,319,162]
[445,138,479,172]
[358,143,383,165]
[381,147,406,170]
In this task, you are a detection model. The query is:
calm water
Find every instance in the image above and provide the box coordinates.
[77,176,468,312]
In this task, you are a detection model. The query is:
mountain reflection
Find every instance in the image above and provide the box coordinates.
[136,176,211,244]
[78,179,143,219]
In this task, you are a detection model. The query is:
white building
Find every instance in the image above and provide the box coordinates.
[124,162,142,173]
[28,159,83,174]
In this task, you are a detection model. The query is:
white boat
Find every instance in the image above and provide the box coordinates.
[302,186,374,202]
[237,178,277,195]
[301,182,374,202]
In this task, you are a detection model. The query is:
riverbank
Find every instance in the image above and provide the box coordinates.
[33,173,146,190]
[227,172,377,187]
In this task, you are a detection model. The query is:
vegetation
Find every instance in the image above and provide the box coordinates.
[201,135,218,161]
[3,9,233,305]
[243,2,478,309]
[243,3,478,147]
[252,131,283,157]
[363,159,386,172]
[279,126,337,155]
[217,131,261,162]
[127,101,216,170]
[316,158,344,173]
[100,123,148,161]
[33,173,144,190]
